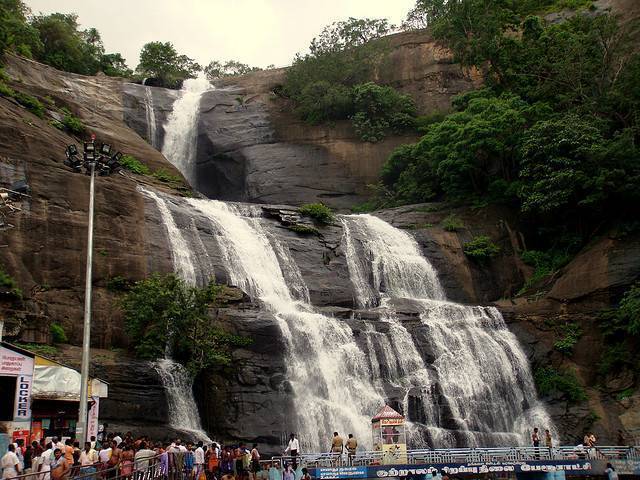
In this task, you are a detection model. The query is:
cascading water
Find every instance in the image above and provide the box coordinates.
[139,187,209,440]
[141,188,196,285]
[144,87,158,149]
[185,198,386,450]
[161,76,212,186]
[153,359,211,441]
[341,214,554,446]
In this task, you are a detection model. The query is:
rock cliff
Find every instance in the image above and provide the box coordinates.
[0,22,637,449]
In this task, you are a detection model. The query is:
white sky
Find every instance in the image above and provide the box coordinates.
[25,0,415,70]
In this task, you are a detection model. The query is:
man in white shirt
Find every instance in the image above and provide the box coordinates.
[2,444,21,479]
[98,445,112,465]
[112,434,122,446]
[80,442,98,466]
[283,433,299,470]
[38,443,53,480]
[194,442,205,480]
[134,442,156,471]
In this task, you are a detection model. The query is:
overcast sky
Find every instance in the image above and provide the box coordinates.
[25,0,415,70]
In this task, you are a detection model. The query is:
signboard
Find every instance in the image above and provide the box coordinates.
[310,461,605,479]
[379,419,403,426]
[14,374,32,421]
[1,345,33,375]
[86,396,100,442]
[316,467,368,480]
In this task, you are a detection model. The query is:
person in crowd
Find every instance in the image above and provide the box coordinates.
[185,442,195,479]
[545,429,553,451]
[2,444,21,479]
[283,434,299,471]
[250,444,261,480]
[23,442,33,474]
[63,439,74,467]
[113,433,123,446]
[70,449,82,478]
[13,440,24,473]
[89,437,97,450]
[31,440,43,474]
[205,443,218,480]
[50,449,69,480]
[156,443,168,479]
[531,428,540,459]
[98,441,112,472]
[301,468,312,480]
[346,434,357,464]
[80,442,98,467]
[134,442,156,474]
[108,439,122,477]
[282,463,294,480]
[605,463,619,480]
[38,442,54,480]
[79,441,98,480]
[194,442,205,480]
[330,432,343,455]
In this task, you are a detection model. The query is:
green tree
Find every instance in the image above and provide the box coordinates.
[309,17,394,55]
[518,116,639,226]
[383,91,540,202]
[0,0,42,58]
[100,52,132,77]
[121,274,250,374]
[204,59,260,80]
[31,13,102,74]
[136,41,201,88]
[351,82,416,142]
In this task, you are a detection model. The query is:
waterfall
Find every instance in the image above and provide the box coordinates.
[139,187,209,440]
[144,87,158,148]
[153,359,211,441]
[341,214,555,446]
[161,76,211,187]
[141,188,196,285]
[185,198,386,450]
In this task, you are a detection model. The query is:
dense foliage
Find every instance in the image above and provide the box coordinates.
[598,283,640,376]
[204,60,262,80]
[282,18,416,142]
[462,235,501,261]
[136,41,200,89]
[298,203,335,224]
[380,3,640,254]
[121,274,251,375]
[49,323,67,343]
[534,365,587,403]
[0,1,131,77]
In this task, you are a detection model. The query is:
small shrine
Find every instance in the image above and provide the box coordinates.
[371,404,407,464]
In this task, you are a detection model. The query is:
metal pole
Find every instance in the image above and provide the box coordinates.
[77,161,95,441]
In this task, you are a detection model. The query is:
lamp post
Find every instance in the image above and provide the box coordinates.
[64,138,122,440]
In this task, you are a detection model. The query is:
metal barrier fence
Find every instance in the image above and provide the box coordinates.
[6,446,639,480]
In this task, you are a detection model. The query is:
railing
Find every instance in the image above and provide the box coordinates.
[7,446,639,480]
[265,445,640,469]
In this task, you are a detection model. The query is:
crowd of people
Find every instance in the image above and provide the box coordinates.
[0,432,314,480]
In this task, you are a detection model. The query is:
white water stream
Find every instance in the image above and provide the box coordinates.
[341,214,554,446]
[161,76,211,186]
[144,87,158,149]
[186,199,385,450]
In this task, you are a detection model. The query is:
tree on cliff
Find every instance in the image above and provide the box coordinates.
[0,0,42,58]
[24,11,131,77]
[204,59,260,80]
[121,274,251,375]
[136,41,201,89]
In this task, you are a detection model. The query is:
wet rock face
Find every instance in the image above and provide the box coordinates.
[122,84,178,150]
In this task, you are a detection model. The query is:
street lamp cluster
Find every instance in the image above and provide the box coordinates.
[64,141,123,176]
[63,138,123,440]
